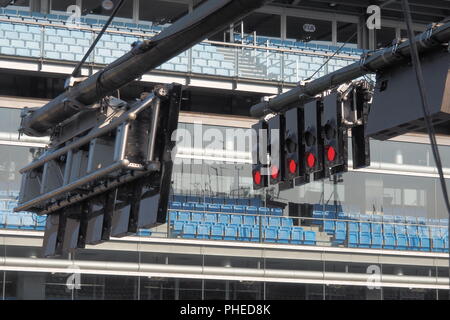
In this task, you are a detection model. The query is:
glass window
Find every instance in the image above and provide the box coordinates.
[286,16,332,44]
[242,13,281,38]
[51,0,77,12]
[82,0,133,19]
[376,26,396,48]
[139,0,188,25]
[337,22,358,47]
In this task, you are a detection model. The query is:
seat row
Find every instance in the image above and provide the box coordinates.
[234,34,364,56]
[0,212,46,230]
[345,231,448,252]
[171,195,263,207]
[173,221,316,244]
[169,211,293,227]
[169,202,283,216]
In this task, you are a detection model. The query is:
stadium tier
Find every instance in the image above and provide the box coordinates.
[1,196,448,253]
[0,9,357,83]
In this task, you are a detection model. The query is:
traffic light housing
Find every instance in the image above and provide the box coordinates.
[268,115,285,185]
[283,106,308,183]
[322,92,348,175]
[252,120,268,189]
[303,100,323,178]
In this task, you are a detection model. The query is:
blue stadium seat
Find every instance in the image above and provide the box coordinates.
[137,229,151,237]
[408,235,420,250]
[372,215,383,223]
[211,224,224,240]
[323,220,335,234]
[186,196,200,203]
[383,215,394,223]
[406,225,418,235]
[359,214,370,222]
[312,210,323,225]
[6,214,21,229]
[169,201,181,209]
[243,215,256,226]
[191,212,204,223]
[358,232,371,248]
[258,207,271,216]
[224,225,238,240]
[0,211,6,228]
[245,206,258,215]
[182,202,195,211]
[432,237,445,252]
[396,234,408,250]
[419,236,431,252]
[291,227,303,244]
[169,211,177,224]
[394,216,405,223]
[217,214,231,224]
[20,214,35,230]
[268,217,281,227]
[395,224,406,235]
[336,221,347,232]
[383,234,396,249]
[207,204,221,212]
[304,231,316,245]
[230,214,242,225]
[263,226,277,243]
[236,199,249,206]
[233,205,245,214]
[178,211,191,222]
[334,230,346,243]
[271,208,283,216]
[349,222,359,233]
[172,221,184,236]
[196,224,210,239]
[221,204,233,213]
[371,233,383,249]
[418,226,429,237]
[238,226,251,241]
[360,222,370,233]
[417,217,426,225]
[371,223,382,234]
[281,217,293,227]
[250,226,260,242]
[194,203,207,211]
[406,216,417,225]
[204,213,217,224]
[181,223,196,239]
[277,228,290,243]
[383,223,395,235]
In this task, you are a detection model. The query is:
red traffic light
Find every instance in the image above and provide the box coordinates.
[288,159,297,174]
[306,153,316,168]
[253,170,262,185]
[271,166,279,180]
[326,146,336,162]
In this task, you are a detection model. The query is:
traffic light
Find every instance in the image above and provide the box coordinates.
[252,120,268,189]
[268,115,285,185]
[283,106,308,183]
[350,83,371,169]
[322,92,348,175]
[302,100,323,178]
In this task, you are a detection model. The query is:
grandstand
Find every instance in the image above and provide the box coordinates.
[0,0,449,300]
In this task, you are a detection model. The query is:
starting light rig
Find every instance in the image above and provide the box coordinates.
[16,84,182,257]
[252,80,372,191]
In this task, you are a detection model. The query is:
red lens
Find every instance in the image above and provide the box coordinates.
[253,170,262,185]
[271,166,279,179]
[288,159,297,174]
[306,153,316,168]
[326,146,336,162]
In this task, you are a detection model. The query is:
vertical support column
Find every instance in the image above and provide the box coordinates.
[133,0,139,23]
[280,14,287,40]
[332,19,337,46]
